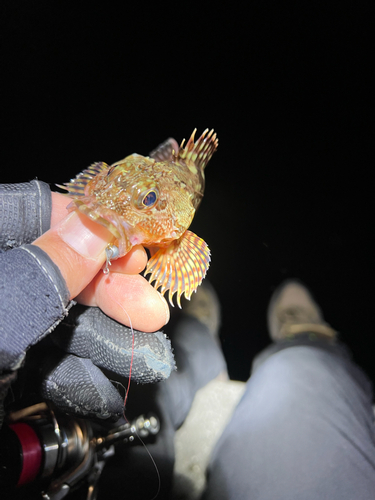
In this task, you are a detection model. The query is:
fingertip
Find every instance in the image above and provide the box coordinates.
[95,273,170,332]
[108,245,148,274]
[51,191,72,227]
[156,290,170,325]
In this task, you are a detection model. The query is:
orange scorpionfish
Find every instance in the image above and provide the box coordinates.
[59,128,218,307]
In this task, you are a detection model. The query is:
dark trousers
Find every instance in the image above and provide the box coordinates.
[203,337,375,499]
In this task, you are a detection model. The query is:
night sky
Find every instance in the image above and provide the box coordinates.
[2,2,374,383]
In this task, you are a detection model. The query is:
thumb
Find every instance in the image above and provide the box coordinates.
[33,210,115,299]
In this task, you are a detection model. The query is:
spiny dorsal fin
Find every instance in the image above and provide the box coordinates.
[175,129,218,171]
[56,161,109,197]
[149,137,179,162]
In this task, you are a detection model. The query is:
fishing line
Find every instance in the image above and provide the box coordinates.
[104,275,161,500]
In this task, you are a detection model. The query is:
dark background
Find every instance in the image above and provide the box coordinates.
[1,2,374,383]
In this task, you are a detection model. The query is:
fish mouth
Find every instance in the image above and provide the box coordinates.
[70,200,136,255]
[70,199,122,239]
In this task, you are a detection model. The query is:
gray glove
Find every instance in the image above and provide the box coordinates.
[0,181,175,422]
[0,180,52,251]
[44,305,175,419]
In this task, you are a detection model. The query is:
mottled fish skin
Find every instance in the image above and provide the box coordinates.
[59,129,218,307]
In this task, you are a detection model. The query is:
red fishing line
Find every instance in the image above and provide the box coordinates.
[104,278,161,499]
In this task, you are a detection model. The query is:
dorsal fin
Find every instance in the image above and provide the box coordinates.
[56,161,109,197]
[149,137,179,162]
[175,129,218,171]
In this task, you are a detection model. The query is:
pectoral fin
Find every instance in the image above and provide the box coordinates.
[145,230,210,308]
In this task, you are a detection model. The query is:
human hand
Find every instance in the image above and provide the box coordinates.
[35,191,170,333]
[0,181,175,421]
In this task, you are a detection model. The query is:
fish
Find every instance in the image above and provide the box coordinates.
[58,128,218,307]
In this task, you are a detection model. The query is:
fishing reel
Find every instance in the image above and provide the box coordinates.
[0,402,160,500]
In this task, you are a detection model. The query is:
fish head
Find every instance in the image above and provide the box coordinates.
[99,157,196,247]
[132,179,196,246]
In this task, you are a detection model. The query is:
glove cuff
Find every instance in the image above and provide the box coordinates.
[0,245,72,371]
[0,180,52,251]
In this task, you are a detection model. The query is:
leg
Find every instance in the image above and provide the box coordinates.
[203,281,375,500]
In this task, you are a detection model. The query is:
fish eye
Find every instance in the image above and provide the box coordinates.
[133,184,159,209]
[142,190,157,207]
[134,187,159,209]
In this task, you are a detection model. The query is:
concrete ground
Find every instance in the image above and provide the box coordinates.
[172,379,246,500]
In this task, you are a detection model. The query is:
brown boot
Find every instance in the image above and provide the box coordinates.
[183,281,221,341]
[267,280,337,342]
